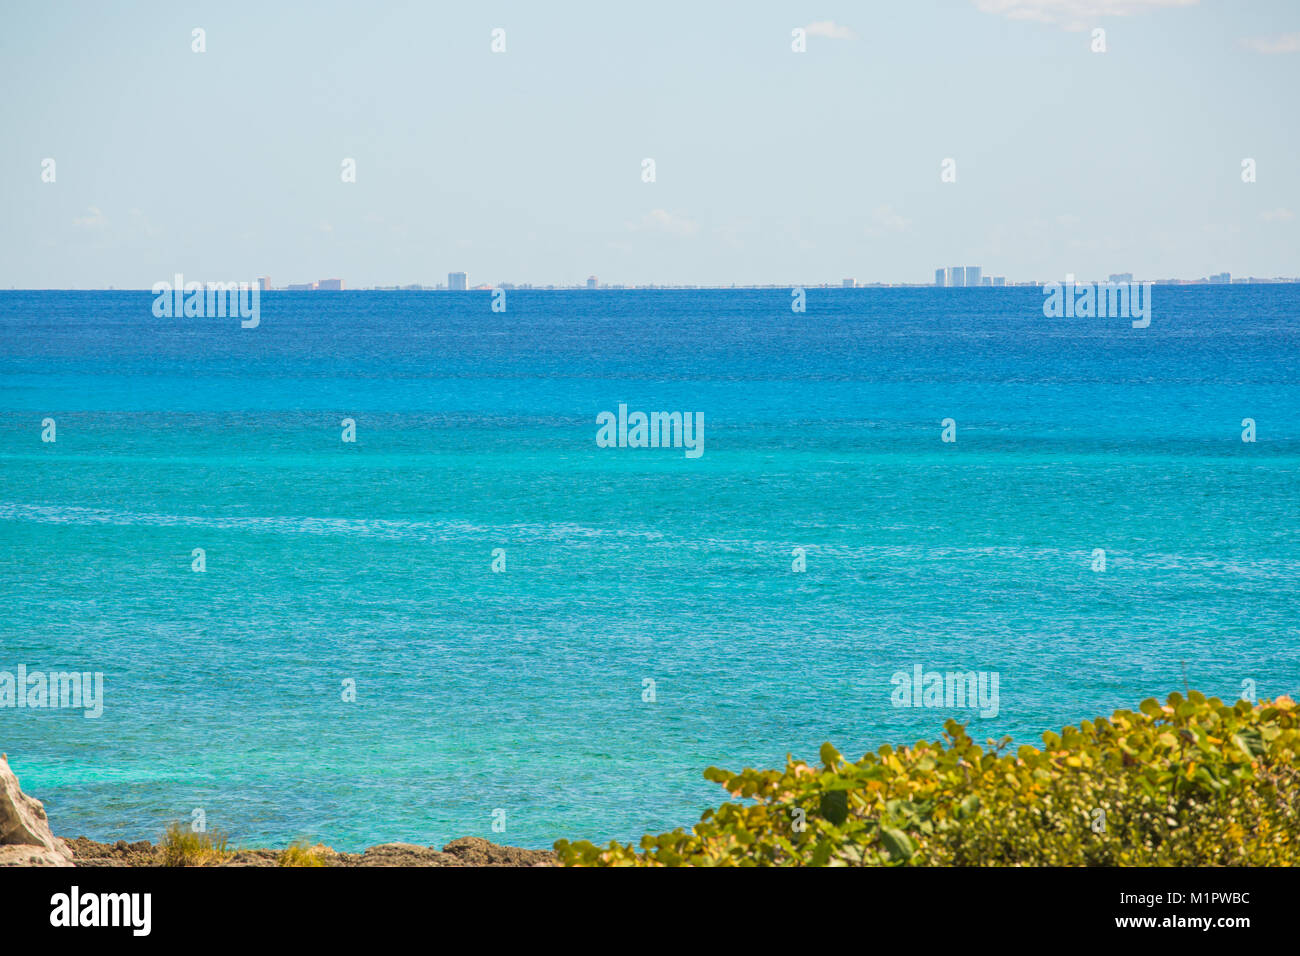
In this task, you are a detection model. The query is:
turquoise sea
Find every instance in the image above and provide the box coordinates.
[1,287,1297,850]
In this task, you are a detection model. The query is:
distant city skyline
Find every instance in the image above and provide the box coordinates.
[2,2,1297,287]
[26,266,1298,293]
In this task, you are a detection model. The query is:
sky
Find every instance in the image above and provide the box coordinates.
[1,0,1298,288]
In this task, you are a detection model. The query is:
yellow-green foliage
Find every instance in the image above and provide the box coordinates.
[556,692,1299,866]
[279,841,329,867]
[160,823,230,867]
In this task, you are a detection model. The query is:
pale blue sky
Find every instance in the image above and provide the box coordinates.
[2,0,1297,287]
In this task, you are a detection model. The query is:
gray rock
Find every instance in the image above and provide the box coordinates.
[0,844,74,867]
[0,753,73,867]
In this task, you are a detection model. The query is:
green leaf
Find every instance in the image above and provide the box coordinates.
[819,790,849,825]
[879,826,915,862]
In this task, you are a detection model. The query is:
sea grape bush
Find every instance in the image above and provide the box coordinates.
[556,692,1298,866]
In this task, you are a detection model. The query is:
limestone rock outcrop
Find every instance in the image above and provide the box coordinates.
[0,753,73,866]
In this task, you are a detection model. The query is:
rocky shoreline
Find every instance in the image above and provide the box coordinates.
[1,754,554,868]
[64,835,555,867]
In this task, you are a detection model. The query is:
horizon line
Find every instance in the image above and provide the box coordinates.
[6,277,1300,292]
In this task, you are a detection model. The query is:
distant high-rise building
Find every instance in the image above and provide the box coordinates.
[286,281,317,291]
[991,276,1006,287]
[965,266,981,287]
[587,275,598,289]
[257,276,271,291]
[934,268,945,287]
[980,275,993,287]
[317,278,343,291]
[448,272,468,291]
[1210,272,1231,284]
[1108,272,1133,284]
[947,266,965,287]
[842,278,855,288]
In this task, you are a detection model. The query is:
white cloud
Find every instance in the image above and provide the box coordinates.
[630,208,699,237]
[1199,222,1241,241]
[127,207,162,238]
[72,205,108,229]
[865,205,910,237]
[804,20,857,40]
[1261,208,1295,223]
[1238,33,1300,55]
[974,0,1197,31]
